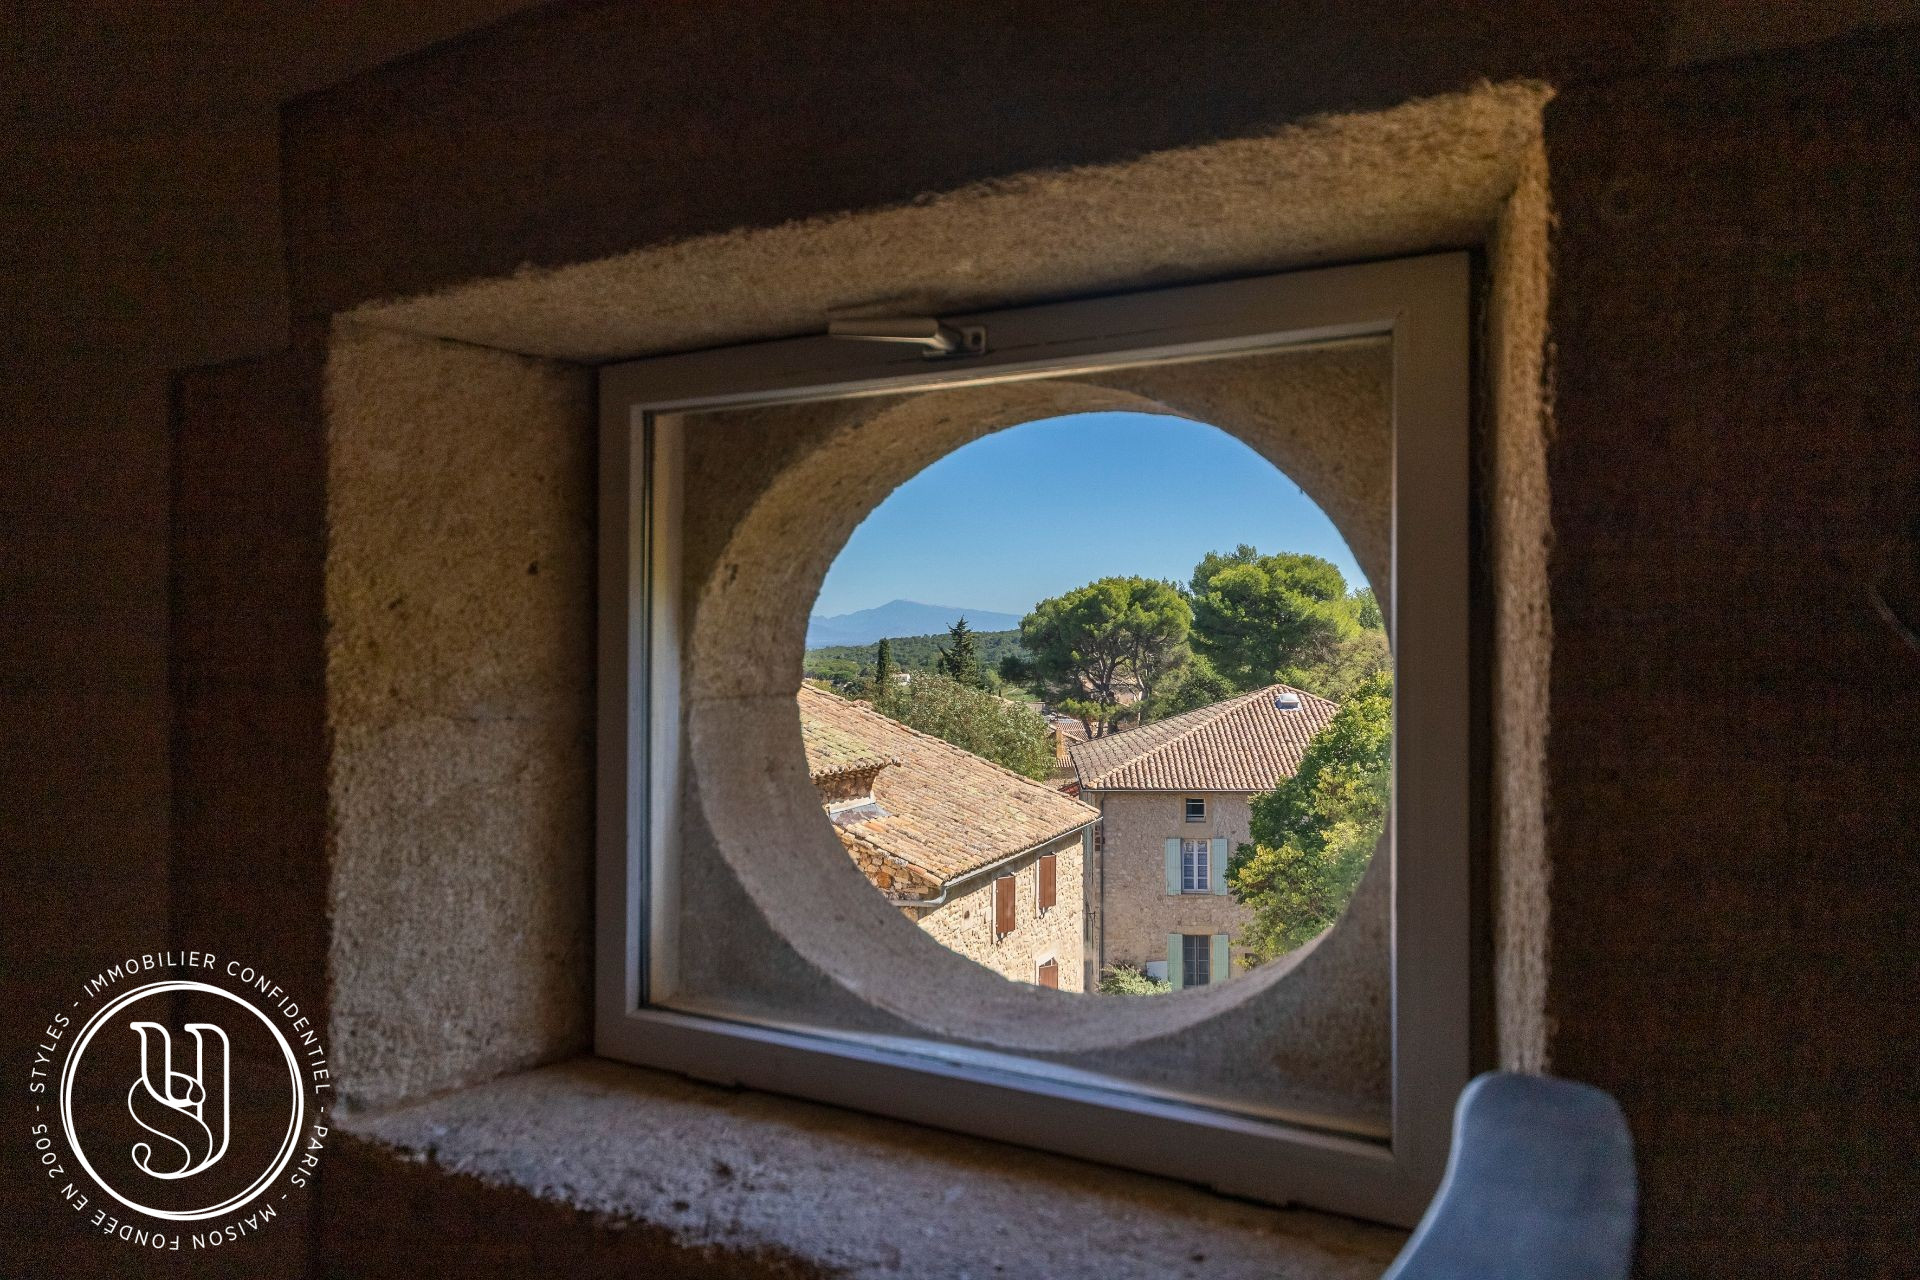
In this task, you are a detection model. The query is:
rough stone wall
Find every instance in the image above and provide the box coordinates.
[1092,792,1259,978]
[910,831,1087,992]
[324,324,595,1110]
[839,840,941,900]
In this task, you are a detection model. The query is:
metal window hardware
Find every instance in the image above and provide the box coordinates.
[826,317,987,358]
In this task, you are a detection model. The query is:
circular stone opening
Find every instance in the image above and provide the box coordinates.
[686,354,1393,1053]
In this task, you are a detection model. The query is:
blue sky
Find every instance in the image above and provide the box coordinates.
[813,412,1369,619]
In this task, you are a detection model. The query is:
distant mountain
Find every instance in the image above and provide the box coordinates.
[805,599,1023,648]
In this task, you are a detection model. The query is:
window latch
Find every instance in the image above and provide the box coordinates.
[827,317,987,359]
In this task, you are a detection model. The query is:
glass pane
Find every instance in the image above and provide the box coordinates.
[658,338,1395,1137]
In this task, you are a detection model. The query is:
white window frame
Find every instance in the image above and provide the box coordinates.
[596,254,1471,1227]
[1179,837,1211,893]
[1184,796,1206,823]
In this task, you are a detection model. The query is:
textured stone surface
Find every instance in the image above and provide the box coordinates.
[346,85,1551,363]
[331,1057,1407,1280]
[325,324,595,1109]
[911,830,1089,993]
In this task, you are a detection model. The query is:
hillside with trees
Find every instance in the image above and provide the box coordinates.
[803,627,1026,688]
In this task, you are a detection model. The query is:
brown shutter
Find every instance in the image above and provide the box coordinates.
[994,874,1016,937]
[1037,959,1059,989]
[1037,854,1057,912]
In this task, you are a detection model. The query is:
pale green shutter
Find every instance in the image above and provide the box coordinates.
[1166,934,1183,988]
[1164,838,1182,894]
[1210,934,1230,985]
[1209,837,1229,895]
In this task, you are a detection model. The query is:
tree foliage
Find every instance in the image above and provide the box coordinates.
[1226,672,1391,962]
[1142,652,1237,721]
[874,673,1054,780]
[1188,545,1387,701]
[804,629,1026,688]
[935,617,984,687]
[1005,576,1191,736]
[871,636,895,692]
[1097,964,1172,996]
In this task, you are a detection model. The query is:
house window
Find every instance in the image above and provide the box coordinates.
[1184,797,1206,823]
[1179,838,1211,893]
[596,254,1473,1226]
[1036,853,1057,913]
[1181,934,1211,988]
[1036,957,1060,989]
[992,873,1017,940]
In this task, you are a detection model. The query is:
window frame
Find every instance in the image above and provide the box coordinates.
[595,253,1472,1227]
[1181,933,1212,988]
[1036,852,1058,914]
[1184,796,1206,823]
[1179,837,1211,894]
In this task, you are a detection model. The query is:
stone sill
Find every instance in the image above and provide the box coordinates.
[332,1056,1406,1278]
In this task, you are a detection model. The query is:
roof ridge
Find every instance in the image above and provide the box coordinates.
[1072,682,1335,789]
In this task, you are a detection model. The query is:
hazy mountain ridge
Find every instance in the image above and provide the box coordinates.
[806,599,1023,647]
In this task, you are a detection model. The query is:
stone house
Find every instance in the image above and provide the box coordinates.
[798,685,1099,990]
[1070,684,1340,987]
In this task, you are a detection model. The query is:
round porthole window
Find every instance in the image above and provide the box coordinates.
[682,351,1395,1060]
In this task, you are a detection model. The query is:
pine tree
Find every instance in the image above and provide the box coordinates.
[936,617,983,688]
[871,636,895,696]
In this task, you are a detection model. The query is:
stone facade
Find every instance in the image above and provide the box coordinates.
[909,828,1089,991]
[1087,790,1257,983]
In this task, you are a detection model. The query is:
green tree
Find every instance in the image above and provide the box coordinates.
[1226,672,1391,963]
[1144,652,1238,719]
[1350,586,1384,631]
[1006,576,1192,736]
[871,636,895,696]
[875,674,1054,780]
[1097,964,1172,996]
[1189,545,1358,694]
[935,617,984,687]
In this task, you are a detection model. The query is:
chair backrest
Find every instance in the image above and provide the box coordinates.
[1382,1072,1637,1280]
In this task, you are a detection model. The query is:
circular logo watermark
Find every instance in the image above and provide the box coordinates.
[26,951,329,1252]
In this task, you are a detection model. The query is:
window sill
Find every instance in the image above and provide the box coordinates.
[331,1056,1405,1277]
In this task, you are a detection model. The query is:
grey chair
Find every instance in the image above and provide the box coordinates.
[1382,1072,1637,1280]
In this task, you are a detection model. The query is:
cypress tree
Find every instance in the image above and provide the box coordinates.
[872,637,895,693]
[937,617,983,688]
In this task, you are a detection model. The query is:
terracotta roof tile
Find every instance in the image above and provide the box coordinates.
[797,686,1098,886]
[1068,684,1340,793]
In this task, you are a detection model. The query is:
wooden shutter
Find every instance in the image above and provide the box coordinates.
[1037,853,1057,911]
[1037,958,1059,989]
[1166,933,1183,988]
[1210,933,1230,985]
[1210,837,1229,895]
[1164,838,1182,894]
[993,874,1016,937]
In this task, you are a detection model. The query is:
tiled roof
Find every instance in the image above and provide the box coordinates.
[1068,684,1340,793]
[799,711,896,781]
[797,686,1098,885]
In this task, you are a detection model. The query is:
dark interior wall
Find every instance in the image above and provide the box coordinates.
[1544,43,1919,1274]
[0,6,550,1275]
[6,2,1917,1277]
